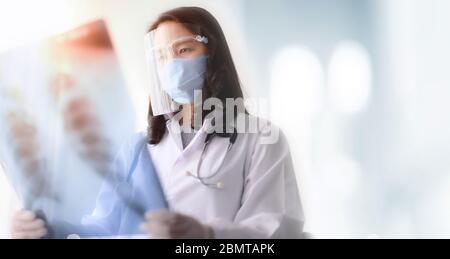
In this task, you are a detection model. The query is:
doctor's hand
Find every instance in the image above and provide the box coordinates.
[11,210,48,239]
[140,210,214,239]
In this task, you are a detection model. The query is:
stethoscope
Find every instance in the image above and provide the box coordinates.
[186,129,238,189]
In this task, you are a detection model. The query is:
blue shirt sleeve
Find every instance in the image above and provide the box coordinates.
[51,133,147,238]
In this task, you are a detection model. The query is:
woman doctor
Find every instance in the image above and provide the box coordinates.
[11,6,304,239]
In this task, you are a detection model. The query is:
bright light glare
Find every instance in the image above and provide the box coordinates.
[270,46,324,234]
[270,46,324,122]
[0,0,73,52]
[319,155,362,200]
[328,41,372,114]
[309,155,363,238]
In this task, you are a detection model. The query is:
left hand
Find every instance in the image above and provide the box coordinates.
[140,210,214,239]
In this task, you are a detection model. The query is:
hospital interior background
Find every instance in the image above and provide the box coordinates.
[1,0,450,238]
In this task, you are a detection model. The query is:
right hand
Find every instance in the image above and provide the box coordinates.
[11,210,48,239]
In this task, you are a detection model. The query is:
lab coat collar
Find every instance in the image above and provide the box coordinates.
[164,111,225,132]
[164,111,225,153]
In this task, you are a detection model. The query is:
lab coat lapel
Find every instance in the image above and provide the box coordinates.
[179,114,220,157]
[166,119,184,152]
[164,112,225,159]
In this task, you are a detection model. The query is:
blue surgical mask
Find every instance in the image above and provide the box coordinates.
[159,55,208,104]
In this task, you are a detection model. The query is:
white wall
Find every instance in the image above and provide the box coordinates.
[375,0,450,237]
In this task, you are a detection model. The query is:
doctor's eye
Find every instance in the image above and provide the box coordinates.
[178,47,193,55]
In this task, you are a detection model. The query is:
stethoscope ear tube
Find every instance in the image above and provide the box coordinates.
[230,130,238,144]
[205,132,215,144]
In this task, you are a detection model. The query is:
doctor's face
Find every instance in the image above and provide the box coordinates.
[152,21,208,65]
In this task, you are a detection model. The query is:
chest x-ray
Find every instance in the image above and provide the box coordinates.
[0,20,135,223]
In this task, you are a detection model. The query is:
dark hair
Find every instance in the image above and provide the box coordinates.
[147,6,245,145]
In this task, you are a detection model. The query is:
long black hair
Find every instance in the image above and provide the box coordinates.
[147,6,245,145]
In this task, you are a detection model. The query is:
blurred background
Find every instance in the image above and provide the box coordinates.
[1,0,450,238]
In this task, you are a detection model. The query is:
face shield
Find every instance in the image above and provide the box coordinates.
[144,24,209,116]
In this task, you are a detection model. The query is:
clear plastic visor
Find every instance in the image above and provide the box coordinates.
[144,26,208,116]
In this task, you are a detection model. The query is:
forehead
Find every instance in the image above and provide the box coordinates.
[153,21,194,44]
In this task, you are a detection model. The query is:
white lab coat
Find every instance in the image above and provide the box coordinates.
[147,115,304,239]
[52,114,304,239]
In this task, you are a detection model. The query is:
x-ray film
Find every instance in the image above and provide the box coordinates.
[0,20,136,223]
